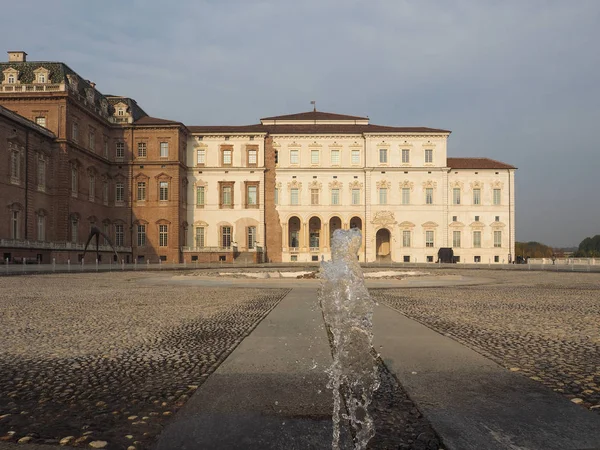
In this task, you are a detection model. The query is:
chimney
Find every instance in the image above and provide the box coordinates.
[8,51,27,62]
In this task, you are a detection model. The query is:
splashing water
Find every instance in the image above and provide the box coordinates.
[319,228,380,450]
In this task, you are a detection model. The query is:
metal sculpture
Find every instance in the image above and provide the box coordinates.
[82,226,119,262]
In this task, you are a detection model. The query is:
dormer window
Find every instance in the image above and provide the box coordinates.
[8,74,15,84]
[33,67,50,84]
[118,108,124,116]
[38,73,46,83]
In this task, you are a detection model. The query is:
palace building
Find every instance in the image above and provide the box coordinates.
[0,51,516,264]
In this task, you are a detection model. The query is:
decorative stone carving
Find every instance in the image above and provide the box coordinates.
[469,221,485,228]
[100,99,108,116]
[328,180,343,190]
[308,180,322,190]
[490,221,506,228]
[67,74,79,92]
[371,211,397,227]
[287,180,302,191]
[348,180,363,191]
[85,88,95,104]
[469,180,483,191]
[422,180,437,189]
[421,221,439,228]
[449,221,466,228]
[450,181,464,190]
[491,180,504,189]
[399,221,415,229]
[399,180,414,191]
[376,179,391,190]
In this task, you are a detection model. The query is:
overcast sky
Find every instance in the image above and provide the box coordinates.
[1,0,598,247]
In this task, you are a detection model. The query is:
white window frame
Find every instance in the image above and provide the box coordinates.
[402,149,410,163]
[159,224,168,247]
[196,186,205,207]
[494,230,502,248]
[453,231,461,248]
[160,142,169,158]
[473,231,482,248]
[137,181,146,201]
[195,227,205,248]
[290,188,299,205]
[137,224,146,247]
[379,148,388,164]
[425,230,434,248]
[493,189,501,205]
[330,149,340,165]
[352,188,360,205]
[159,181,169,201]
[425,188,433,205]
[116,182,124,203]
[197,149,206,165]
[331,188,340,205]
[379,188,387,205]
[311,149,319,165]
[351,149,360,165]
[290,149,299,165]
[453,188,461,205]
[402,230,411,247]
[425,149,433,163]
[116,142,125,159]
[473,188,481,205]
[402,188,410,205]
[311,188,319,206]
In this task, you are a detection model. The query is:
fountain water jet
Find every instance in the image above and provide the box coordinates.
[319,228,380,450]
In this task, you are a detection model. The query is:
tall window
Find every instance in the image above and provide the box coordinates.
[35,117,46,128]
[137,142,147,158]
[38,73,46,83]
[103,182,109,205]
[89,175,95,201]
[290,149,299,164]
[159,225,168,247]
[89,131,95,151]
[425,188,433,205]
[116,182,124,203]
[159,181,169,201]
[402,149,410,163]
[196,186,205,207]
[160,142,169,158]
[274,187,279,205]
[103,138,108,158]
[72,122,79,142]
[311,149,319,165]
[37,215,45,241]
[473,231,482,248]
[425,149,433,163]
[425,231,434,247]
[311,189,319,205]
[221,184,232,208]
[402,230,411,247]
[352,188,360,205]
[11,211,19,239]
[197,149,206,165]
[379,188,387,205]
[402,188,410,205]
[195,227,205,248]
[453,188,461,205]
[116,142,125,159]
[247,185,257,207]
[137,181,146,201]
[137,225,146,247]
[493,189,501,205]
[331,188,340,205]
[330,149,340,165]
[10,150,20,182]
[71,217,78,243]
[351,149,360,165]
[473,188,481,205]
[222,149,232,165]
[379,149,388,164]
[248,149,257,165]
[7,74,15,84]
[247,226,257,249]
[290,188,299,205]
[494,231,502,248]
[103,223,109,245]
[71,166,78,197]
[221,226,232,249]
[453,231,461,248]
[37,157,46,190]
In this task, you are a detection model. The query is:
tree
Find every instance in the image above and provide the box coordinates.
[515,241,554,259]
[575,235,600,257]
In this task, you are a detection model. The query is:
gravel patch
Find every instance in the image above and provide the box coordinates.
[0,273,288,449]
[372,270,600,414]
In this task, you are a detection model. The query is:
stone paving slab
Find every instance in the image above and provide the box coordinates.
[373,303,600,450]
[154,288,352,450]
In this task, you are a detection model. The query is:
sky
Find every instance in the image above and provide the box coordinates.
[1,0,599,247]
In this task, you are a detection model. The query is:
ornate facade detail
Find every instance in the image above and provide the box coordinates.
[469,180,483,191]
[308,180,322,190]
[2,67,19,85]
[490,221,506,228]
[422,180,437,189]
[66,74,79,92]
[33,67,50,83]
[399,180,414,191]
[154,172,172,181]
[469,221,485,229]
[348,180,363,191]
[275,182,282,190]
[449,180,464,190]
[421,221,439,228]
[328,180,343,190]
[371,210,397,228]
[376,179,391,190]
[491,180,504,189]
[194,179,207,187]
[287,180,302,191]
[399,221,415,229]
[449,221,466,228]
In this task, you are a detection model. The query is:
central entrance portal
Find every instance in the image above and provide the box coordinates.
[376,228,391,259]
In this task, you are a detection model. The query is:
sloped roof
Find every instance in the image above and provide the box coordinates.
[0,104,55,138]
[134,115,182,126]
[447,157,516,169]
[261,110,369,121]
[188,123,449,135]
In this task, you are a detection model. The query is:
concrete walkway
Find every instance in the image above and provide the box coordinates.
[374,303,600,450]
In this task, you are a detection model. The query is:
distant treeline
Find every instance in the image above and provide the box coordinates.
[575,235,600,257]
[515,241,554,258]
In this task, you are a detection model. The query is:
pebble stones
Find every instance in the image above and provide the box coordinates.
[59,436,75,445]
[89,441,108,448]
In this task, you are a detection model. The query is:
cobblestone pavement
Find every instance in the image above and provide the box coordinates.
[0,273,288,449]
[372,269,600,415]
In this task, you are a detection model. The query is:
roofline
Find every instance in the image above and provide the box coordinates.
[0,105,55,138]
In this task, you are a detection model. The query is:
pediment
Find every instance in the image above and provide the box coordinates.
[469,221,485,228]
[449,221,466,228]
[154,172,172,180]
[490,221,506,228]
[421,221,439,228]
[399,221,415,228]
[194,220,208,227]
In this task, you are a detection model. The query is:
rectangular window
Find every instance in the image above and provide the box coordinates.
[71,166,78,197]
[71,218,78,243]
[453,231,461,248]
[311,149,319,165]
[10,150,20,181]
[35,117,46,128]
[157,181,169,201]
[402,188,410,205]
[116,182,124,203]
[290,188,299,205]
[247,226,257,249]
[351,149,360,164]
[115,224,124,247]
[495,216,500,222]
[196,186,205,207]
[89,175,95,201]
[221,185,232,207]
[11,211,19,239]
[352,188,360,205]
[473,231,481,248]
[159,224,168,247]
[290,149,299,164]
[379,148,388,164]
[453,188,461,205]
[331,188,340,205]
[221,226,232,249]
[137,182,146,201]
[425,230,434,247]
[403,256,410,263]
[473,188,481,205]
[494,255,500,263]
[37,215,45,241]
[137,142,147,158]
[137,225,146,247]
[274,187,279,205]
[103,138,109,158]
[197,149,206,165]
[160,142,169,158]
[222,149,232,165]
[195,227,205,248]
[493,189,501,205]
[330,149,340,165]
[379,188,387,205]
[72,122,79,142]
[403,230,411,247]
[116,142,125,159]
[475,215,480,222]
[89,131,95,150]
[494,230,502,247]
[247,185,257,207]
[452,216,457,222]
[425,188,433,205]
[311,189,319,205]
[37,158,46,189]
[248,149,257,165]
[103,182,109,205]
[425,149,433,163]
[402,149,410,163]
